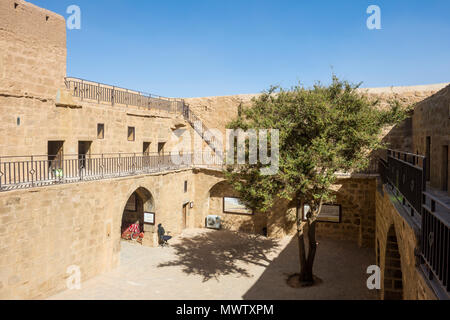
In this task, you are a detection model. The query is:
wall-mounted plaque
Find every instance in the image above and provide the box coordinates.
[301,204,341,223]
[223,197,253,215]
[144,212,155,225]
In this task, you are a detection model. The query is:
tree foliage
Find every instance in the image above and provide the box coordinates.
[225,76,410,213]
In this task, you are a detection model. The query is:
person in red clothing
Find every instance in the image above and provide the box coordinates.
[122,220,141,240]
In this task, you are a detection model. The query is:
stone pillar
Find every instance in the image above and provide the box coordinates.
[142,224,158,247]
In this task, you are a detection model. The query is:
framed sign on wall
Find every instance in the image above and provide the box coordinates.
[144,212,155,225]
[223,197,253,215]
[301,204,342,223]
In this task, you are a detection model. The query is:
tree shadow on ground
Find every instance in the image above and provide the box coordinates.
[243,236,377,300]
[157,229,280,282]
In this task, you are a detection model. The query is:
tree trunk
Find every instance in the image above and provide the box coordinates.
[296,199,321,286]
[297,228,307,279]
[304,219,317,283]
[296,201,308,282]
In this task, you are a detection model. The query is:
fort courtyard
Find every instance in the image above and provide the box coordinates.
[0,0,449,302]
[49,229,376,300]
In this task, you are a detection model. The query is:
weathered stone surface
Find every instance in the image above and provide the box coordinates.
[412,85,450,195]
[376,184,437,300]
[0,169,197,299]
[0,0,445,301]
[0,0,66,100]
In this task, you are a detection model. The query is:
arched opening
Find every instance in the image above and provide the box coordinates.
[121,187,155,243]
[383,225,403,300]
[208,181,267,235]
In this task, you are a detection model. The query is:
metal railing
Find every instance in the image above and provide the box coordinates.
[379,158,388,184]
[380,149,449,297]
[0,152,224,192]
[357,159,380,174]
[421,192,450,296]
[182,105,222,155]
[64,77,185,113]
[380,149,427,217]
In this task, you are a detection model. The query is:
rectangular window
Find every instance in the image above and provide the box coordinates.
[97,123,104,139]
[184,181,188,193]
[128,127,135,141]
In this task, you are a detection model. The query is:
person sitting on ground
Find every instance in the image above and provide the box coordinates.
[122,220,141,240]
[157,223,172,245]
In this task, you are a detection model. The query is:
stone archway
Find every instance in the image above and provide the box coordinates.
[207,180,268,235]
[383,225,404,300]
[121,187,155,240]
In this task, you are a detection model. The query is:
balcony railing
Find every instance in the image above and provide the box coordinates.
[64,77,185,114]
[0,153,223,192]
[380,149,426,217]
[379,149,450,297]
[182,105,223,155]
[421,192,450,297]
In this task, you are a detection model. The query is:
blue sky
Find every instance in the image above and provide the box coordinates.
[29,0,450,98]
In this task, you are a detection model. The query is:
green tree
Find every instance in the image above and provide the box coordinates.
[225,77,409,286]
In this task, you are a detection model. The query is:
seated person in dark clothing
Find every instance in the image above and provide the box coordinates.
[157,223,172,245]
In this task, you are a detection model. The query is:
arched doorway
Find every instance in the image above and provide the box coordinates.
[383,225,403,300]
[208,181,268,235]
[121,187,155,241]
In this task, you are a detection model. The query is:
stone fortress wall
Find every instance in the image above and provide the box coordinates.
[0,0,193,158]
[0,0,66,100]
[184,84,449,150]
[0,0,448,300]
[375,185,437,300]
[0,93,190,157]
[412,85,450,195]
[0,169,197,299]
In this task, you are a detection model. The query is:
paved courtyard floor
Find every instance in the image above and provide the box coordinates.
[48,229,378,300]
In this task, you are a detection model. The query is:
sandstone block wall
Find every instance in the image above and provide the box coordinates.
[194,172,377,248]
[375,184,437,300]
[0,0,197,159]
[208,180,268,235]
[0,93,192,157]
[315,177,377,247]
[184,85,448,155]
[0,169,197,299]
[412,85,450,195]
[0,0,66,100]
[263,177,377,247]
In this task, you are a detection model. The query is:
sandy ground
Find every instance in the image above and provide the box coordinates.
[48,229,378,300]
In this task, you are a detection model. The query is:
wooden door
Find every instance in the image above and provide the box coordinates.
[182,204,188,229]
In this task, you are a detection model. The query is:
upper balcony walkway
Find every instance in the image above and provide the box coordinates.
[64,77,185,114]
[0,153,224,192]
[2,77,380,192]
[64,77,223,154]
